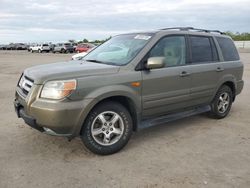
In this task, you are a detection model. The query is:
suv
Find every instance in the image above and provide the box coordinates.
[14,27,244,155]
[53,43,74,53]
[30,44,50,53]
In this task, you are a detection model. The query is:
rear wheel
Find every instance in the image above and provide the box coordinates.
[81,101,133,155]
[210,85,233,119]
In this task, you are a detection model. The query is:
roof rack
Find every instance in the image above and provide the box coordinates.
[160,27,225,35]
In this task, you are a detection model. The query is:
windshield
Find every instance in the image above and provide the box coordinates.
[83,33,153,65]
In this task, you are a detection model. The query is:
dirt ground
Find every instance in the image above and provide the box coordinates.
[0,51,249,188]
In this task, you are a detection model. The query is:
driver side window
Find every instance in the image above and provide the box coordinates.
[149,36,186,67]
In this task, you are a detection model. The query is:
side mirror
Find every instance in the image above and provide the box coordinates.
[146,57,165,69]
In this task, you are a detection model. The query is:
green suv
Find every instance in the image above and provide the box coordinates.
[14,27,244,155]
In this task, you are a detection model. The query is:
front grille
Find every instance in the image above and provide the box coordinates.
[18,75,34,97]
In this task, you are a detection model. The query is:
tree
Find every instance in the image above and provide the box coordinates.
[225,32,250,41]
[83,38,89,43]
[68,39,76,43]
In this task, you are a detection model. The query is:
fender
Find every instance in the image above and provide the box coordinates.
[211,73,237,101]
[71,85,142,137]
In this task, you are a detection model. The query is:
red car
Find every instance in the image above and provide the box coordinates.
[75,43,95,53]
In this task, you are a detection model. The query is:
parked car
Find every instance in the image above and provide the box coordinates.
[4,43,27,50]
[15,43,28,50]
[53,43,74,53]
[49,44,56,52]
[27,43,37,51]
[14,27,244,155]
[71,52,88,60]
[30,44,50,53]
[71,47,96,60]
[71,43,78,51]
[5,43,17,50]
[75,43,95,53]
[0,44,6,50]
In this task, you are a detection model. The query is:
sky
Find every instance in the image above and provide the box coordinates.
[0,0,250,44]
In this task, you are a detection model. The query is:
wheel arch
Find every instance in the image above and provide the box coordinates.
[77,94,141,137]
[222,81,236,101]
[213,74,237,102]
[90,96,139,131]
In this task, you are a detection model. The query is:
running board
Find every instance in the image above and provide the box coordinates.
[138,105,211,130]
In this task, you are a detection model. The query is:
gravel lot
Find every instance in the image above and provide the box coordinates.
[0,51,249,188]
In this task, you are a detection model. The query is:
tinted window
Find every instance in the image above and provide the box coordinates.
[216,37,239,61]
[149,36,186,67]
[190,36,214,63]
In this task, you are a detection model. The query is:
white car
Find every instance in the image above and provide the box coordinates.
[71,47,97,60]
[30,44,50,53]
[71,52,88,60]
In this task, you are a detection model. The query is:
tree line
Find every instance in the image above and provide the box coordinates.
[225,32,250,41]
[68,36,112,44]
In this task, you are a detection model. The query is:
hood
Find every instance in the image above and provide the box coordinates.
[24,61,120,84]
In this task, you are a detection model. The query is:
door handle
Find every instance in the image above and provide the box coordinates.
[179,71,190,77]
[216,67,224,72]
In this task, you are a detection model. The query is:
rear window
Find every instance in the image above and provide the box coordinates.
[216,37,239,61]
[190,36,218,63]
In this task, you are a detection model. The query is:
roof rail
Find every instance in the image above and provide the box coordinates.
[160,27,225,35]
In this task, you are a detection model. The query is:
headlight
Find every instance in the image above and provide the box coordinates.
[41,79,77,100]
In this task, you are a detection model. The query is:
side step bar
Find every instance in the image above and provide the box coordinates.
[138,105,211,130]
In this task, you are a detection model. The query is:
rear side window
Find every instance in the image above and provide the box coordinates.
[190,36,218,63]
[216,37,239,61]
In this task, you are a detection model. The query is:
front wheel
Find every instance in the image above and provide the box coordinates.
[210,85,233,119]
[81,101,133,155]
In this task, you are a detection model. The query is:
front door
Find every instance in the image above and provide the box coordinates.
[141,35,192,118]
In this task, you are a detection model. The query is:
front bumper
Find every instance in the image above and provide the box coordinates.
[14,92,88,138]
[14,100,44,132]
[14,99,73,137]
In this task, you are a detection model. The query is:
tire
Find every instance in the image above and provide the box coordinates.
[81,101,133,155]
[209,85,233,119]
[38,49,41,53]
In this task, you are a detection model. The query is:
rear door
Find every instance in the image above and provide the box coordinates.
[188,35,221,106]
[142,35,192,118]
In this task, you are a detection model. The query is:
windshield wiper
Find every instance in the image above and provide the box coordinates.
[85,59,104,64]
[85,59,119,66]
